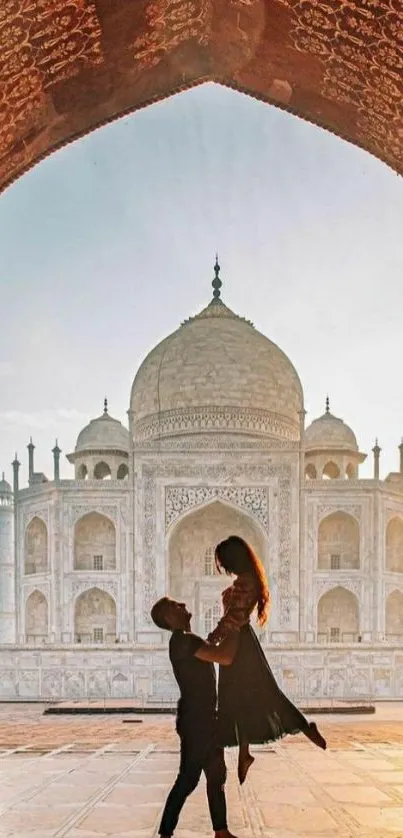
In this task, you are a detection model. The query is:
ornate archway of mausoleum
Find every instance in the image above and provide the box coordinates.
[0,0,401,195]
[168,499,267,637]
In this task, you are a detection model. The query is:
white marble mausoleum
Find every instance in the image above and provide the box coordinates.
[0,262,402,701]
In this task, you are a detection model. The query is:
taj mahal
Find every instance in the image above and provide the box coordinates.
[0,261,402,702]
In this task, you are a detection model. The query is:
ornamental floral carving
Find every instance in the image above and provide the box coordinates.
[133,0,212,71]
[136,435,300,452]
[386,509,403,524]
[23,507,49,527]
[165,486,269,531]
[385,582,403,596]
[315,578,362,599]
[134,406,299,443]
[23,582,50,602]
[70,579,119,601]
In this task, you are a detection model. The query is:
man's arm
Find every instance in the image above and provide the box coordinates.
[194,632,239,666]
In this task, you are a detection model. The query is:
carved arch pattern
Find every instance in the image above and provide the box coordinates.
[317,505,362,524]
[142,462,292,626]
[315,578,362,599]
[71,579,118,601]
[165,485,269,532]
[69,505,118,526]
[23,508,49,528]
[0,0,402,200]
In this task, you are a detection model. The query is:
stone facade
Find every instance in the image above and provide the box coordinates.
[0,290,402,700]
[0,645,401,702]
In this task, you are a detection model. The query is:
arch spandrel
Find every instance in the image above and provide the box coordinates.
[0,0,401,196]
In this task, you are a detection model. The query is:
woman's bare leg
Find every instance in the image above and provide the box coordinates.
[238,743,255,785]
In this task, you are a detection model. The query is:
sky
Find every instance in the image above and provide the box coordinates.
[0,82,402,485]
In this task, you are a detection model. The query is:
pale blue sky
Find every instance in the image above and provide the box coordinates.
[0,83,402,484]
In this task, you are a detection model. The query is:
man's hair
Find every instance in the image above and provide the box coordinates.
[150,597,172,630]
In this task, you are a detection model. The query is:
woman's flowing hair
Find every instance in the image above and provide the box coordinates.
[215,535,270,627]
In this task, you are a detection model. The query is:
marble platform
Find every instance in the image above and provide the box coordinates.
[0,738,403,837]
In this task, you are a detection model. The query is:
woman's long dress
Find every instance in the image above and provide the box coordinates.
[217,623,309,746]
[208,572,310,747]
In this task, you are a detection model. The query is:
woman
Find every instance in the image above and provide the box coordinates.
[208,535,326,784]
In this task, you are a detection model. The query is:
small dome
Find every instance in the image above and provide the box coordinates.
[305,400,358,452]
[130,262,303,443]
[75,401,129,454]
[0,473,12,495]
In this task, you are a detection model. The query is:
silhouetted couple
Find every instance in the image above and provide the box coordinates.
[151,535,326,838]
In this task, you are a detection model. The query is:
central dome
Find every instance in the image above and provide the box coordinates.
[130,264,303,443]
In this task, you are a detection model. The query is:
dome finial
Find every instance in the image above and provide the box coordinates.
[212,254,222,302]
[325,395,330,414]
[104,397,108,415]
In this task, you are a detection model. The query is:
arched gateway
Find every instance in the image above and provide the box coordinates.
[0,1,401,196]
[168,500,266,637]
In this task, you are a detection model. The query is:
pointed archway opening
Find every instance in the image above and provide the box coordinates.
[74,587,117,644]
[168,499,266,637]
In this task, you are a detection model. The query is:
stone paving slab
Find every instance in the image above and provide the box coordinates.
[0,742,402,836]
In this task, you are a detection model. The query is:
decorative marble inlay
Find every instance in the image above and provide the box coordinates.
[165,485,269,530]
[134,406,299,443]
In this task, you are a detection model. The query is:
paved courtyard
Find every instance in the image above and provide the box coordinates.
[0,705,402,837]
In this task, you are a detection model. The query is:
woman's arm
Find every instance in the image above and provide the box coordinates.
[207,575,257,644]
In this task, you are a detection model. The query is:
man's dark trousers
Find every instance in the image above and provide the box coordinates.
[159,724,227,835]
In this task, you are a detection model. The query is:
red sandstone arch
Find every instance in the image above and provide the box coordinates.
[0,1,401,196]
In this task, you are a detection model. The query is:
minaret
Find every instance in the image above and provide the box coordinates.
[399,438,403,477]
[52,440,61,483]
[27,438,35,485]
[372,439,381,481]
[0,473,16,643]
[12,454,20,494]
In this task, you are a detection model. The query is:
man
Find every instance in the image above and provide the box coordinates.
[151,597,239,838]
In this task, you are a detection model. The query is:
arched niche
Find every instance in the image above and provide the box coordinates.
[318,511,360,570]
[74,512,116,571]
[25,590,48,643]
[25,517,48,575]
[346,463,356,480]
[117,463,129,480]
[93,461,112,480]
[385,590,403,639]
[74,587,116,644]
[77,464,88,480]
[322,461,341,480]
[317,586,359,642]
[305,463,317,480]
[386,518,403,573]
[168,499,266,636]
